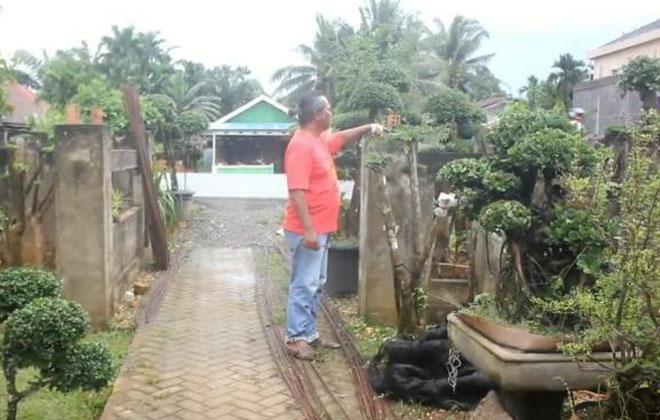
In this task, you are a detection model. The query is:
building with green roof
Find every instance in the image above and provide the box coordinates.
[206,95,297,174]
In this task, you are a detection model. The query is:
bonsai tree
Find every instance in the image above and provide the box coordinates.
[0,268,60,322]
[367,123,451,335]
[437,102,604,321]
[0,268,114,420]
[618,56,660,110]
[424,86,485,140]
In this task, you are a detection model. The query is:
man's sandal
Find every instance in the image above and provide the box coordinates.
[286,342,318,360]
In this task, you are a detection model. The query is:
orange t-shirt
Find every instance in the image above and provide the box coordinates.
[283,129,346,234]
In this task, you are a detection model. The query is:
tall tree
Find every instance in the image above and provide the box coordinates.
[519,75,562,110]
[359,0,406,35]
[424,16,495,93]
[272,15,353,104]
[547,53,589,108]
[0,56,14,118]
[97,25,175,94]
[206,65,263,115]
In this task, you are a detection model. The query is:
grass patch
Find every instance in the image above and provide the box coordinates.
[0,329,132,420]
[346,315,397,360]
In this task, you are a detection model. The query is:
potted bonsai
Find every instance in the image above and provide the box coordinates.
[437,103,621,419]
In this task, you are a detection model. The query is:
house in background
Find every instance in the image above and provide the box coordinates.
[1,82,49,128]
[205,95,297,174]
[573,18,660,135]
[479,96,509,126]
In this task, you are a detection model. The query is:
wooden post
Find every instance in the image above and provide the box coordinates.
[121,85,170,270]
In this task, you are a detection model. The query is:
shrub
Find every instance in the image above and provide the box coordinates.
[2,297,113,420]
[0,268,60,321]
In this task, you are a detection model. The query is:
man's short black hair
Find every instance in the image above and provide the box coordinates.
[298,92,326,126]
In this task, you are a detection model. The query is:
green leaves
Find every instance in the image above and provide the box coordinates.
[45,341,114,392]
[507,128,589,177]
[424,86,484,138]
[3,298,89,368]
[618,56,660,97]
[346,80,403,113]
[437,158,520,211]
[478,200,531,237]
[0,268,61,322]
[485,102,574,153]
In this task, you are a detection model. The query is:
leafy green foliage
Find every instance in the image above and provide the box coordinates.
[546,207,614,275]
[111,189,125,223]
[0,268,61,322]
[4,298,89,367]
[333,110,371,130]
[71,77,128,132]
[424,86,484,138]
[346,80,403,114]
[547,53,589,108]
[618,56,660,108]
[44,342,114,393]
[478,200,531,237]
[551,112,660,418]
[507,128,596,178]
[437,158,520,211]
[37,47,99,108]
[0,55,14,118]
[486,102,574,153]
[2,296,113,419]
[443,102,608,321]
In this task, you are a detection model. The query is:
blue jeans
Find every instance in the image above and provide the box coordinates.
[284,230,330,343]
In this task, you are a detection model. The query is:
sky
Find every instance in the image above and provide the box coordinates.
[1,0,658,97]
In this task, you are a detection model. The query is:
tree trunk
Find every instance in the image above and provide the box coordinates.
[408,141,423,274]
[4,363,19,420]
[3,156,26,266]
[375,170,417,335]
[346,147,361,237]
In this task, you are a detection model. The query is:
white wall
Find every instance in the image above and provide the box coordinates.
[172,173,354,200]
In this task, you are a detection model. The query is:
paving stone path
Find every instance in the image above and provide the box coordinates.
[101,247,302,420]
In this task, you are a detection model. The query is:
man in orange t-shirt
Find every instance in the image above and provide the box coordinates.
[283,92,383,360]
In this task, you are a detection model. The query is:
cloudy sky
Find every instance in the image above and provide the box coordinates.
[1,0,658,96]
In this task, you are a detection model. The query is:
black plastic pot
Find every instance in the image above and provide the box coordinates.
[326,243,359,296]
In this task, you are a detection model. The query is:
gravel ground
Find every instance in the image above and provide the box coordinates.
[181,198,287,248]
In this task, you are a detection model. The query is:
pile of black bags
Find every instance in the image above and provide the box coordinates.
[367,326,495,409]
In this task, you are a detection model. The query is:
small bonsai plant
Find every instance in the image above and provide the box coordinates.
[0,267,114,420]
[366,122,447,335]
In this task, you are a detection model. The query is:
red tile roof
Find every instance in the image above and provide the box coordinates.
[2,82,50,124]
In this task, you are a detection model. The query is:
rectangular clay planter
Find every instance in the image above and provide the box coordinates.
[447,313,613,391]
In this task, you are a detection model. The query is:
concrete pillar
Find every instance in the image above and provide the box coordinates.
[358,148,418,325]
[55,125,112,328]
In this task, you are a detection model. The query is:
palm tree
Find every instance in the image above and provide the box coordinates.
[271,15,352,104]
[547,53,588,108]
[424,15,494,92]
[97,26,174,93]
[359,0,405,33]
[161,72,221,120]
[206,65,263,116]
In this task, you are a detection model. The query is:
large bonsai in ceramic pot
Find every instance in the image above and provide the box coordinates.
[442,104,660,418]
[438,102,606,324]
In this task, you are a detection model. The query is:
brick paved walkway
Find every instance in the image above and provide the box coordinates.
[101,248,302,420]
